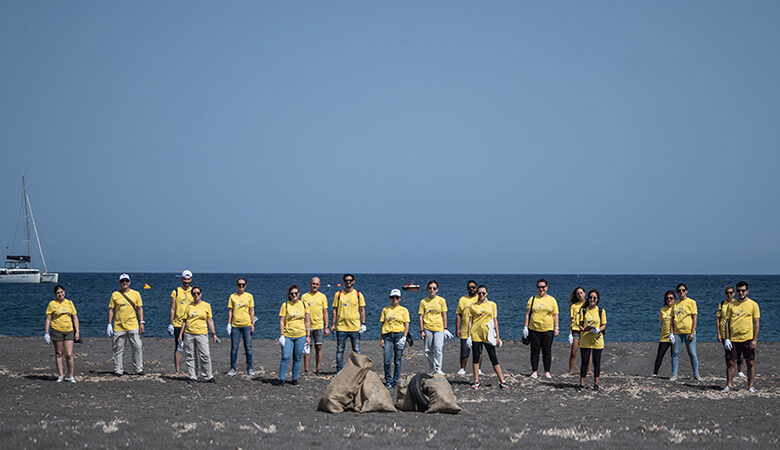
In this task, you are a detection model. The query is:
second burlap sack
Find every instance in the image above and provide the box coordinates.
[422,374,462,414]
[395,374,417,411]
[354,370,397,413]
[317,353,373,413]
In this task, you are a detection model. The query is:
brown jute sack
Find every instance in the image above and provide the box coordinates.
[317,353,373,413]
[422,374,462,414]
[395,374,417,411]
[355,370,397,413]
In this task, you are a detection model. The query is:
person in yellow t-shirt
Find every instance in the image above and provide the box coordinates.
[278,285,311,384]
[107,273,145,376]
[716,285,744,378]
[456,280,479,375]
[466,285,508,390]
[44,285,80,383]
[577,289,606,391]
[670,283,701,382]
[168,269,193,374]
[178,287,218,383]
[418,280,451,375]
[330,274,366,372]
[723,281,760,392]
[380,289,410,387]
[523,279,559,379]
[652,291,676,377]
[227,277,255,377]
[302,277,329,374]
[568,287,587,375]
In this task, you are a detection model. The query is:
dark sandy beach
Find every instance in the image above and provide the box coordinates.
[1,335,778,448]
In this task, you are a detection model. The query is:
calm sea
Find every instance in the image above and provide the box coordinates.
[1,273,776,342]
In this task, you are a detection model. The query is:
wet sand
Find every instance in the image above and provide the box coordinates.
[1,335,778,448]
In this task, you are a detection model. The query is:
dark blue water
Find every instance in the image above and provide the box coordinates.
[2,273,776,342]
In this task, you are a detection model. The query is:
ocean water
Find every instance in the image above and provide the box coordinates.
[1,273,776,342]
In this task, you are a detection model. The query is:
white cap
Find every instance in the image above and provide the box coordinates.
[389,289,402,298]
[119,273,130,281]
[181,270,193,278]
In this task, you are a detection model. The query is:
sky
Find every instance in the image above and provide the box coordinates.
[1,2,779,274]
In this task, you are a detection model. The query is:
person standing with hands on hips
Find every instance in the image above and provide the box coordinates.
[723,281,760,392]
[523,279,559,379]
[670,283,701,382]
[227,277,255,377]
[168,270,193,374]
[419,280,452,375]
[107,273,144,377]
[330,274,366,373]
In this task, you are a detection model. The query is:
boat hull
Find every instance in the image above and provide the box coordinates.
[0,271,41,283]
[40,273,59,283]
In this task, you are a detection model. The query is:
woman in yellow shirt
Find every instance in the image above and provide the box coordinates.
[177,287,218,383]
[379,289,410,387]
[523,279,559,379]
[652,291,676,377]
[466,285,508,389]
[43,285,80,383]
[577,289,606,391]
[278,285,311,385]
[568,287,586,375]
[418,280,451,375]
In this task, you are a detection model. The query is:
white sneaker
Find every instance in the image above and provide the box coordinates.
[479,369,485,375]
[456,368,466,375]
[56,376,64,383]
[227,369,237,377]
[544,373,552,379]
[738,372,746,378]
[68,376,76,383]
[435,369,445,375]
[669,374,678,382]
[651,373,657,377]
[748,387,756,393]
[694,374,703,382]
[722,386,731,392]
[530,372,538,379]
[247,369,255,376]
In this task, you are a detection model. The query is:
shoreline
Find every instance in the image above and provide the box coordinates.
[1,336,778,447]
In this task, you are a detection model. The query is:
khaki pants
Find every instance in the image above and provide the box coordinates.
[113,329,143,374]
[184,333,212,380]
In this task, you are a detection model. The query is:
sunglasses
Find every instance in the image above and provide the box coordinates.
[725,291,734,294]
[290,292,299,295]
[237,283,246,287]
[390,295,401,299]
[192,292,202,295]
[737,288,747,292]
[344,279,354,283]
[665,296,675,300]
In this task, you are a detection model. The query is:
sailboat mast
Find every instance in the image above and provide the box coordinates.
[23,177,49,273]
[22,176,31,260]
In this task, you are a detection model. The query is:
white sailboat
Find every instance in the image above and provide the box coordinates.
[0,177,58,283]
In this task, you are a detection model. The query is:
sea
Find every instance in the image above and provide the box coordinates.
[1,273,776,342]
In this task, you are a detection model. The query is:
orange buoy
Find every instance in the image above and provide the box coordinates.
[143,283,151,289]
[337,283,342,287]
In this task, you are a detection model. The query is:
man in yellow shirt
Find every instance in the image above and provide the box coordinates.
[330,274,366,372]
[723,281,760,392]
[227,277,255,376]
[302,277,329,374]
[168,269,193,374]
[455,280,479,375]
[107,273,145,376]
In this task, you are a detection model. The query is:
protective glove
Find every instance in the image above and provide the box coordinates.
[724,338,733,351]
[106,324,114,337]
[396,336,407,350]
[359,324,367,335]
[226,324,232,335]
[278,335,286,347]
[668,334,676,345]
[167,324,174,336]
[44,333,51,345]
[590,327,600,335]
[303,343,311,355]
[522,327,529,339]
[176,341,184,354]
[568,333,574,345]
[466,337,472,349]
[443,330,454,339]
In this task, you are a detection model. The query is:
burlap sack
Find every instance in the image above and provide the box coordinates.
[422,374,462,414]
[317,353,373,413]
[355,370,396,413]
[395,374,417,411]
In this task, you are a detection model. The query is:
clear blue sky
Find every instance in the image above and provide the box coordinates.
[2,2,779,274]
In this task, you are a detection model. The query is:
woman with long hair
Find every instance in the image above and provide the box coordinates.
[418,280,451,375]
[652,291,676,377]
[278,285,311,385]
[523,279,559,379]
[44,285,80,382]
[568,287,587,375]
[466,285,508,390]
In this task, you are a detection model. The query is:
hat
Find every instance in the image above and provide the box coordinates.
[119,273,130,281]
[389,289,402,298]
[181,270,193,278]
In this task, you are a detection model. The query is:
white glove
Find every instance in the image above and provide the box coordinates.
[226,324,232,334]
[443,330,454,339]
[522,327,529,339]
[303,343,311,354]
[359,324,367,334]
[669,334,676,345]
[568,333,574,345]
[396,336,407,350]
[278,335,286,347]
[176,341,184,354]
[44,333,51,344]
[466,337,472,348]
[167,324,174,336]
[724,339,733,351]
[590,327,600,335]
[106,324,114,337]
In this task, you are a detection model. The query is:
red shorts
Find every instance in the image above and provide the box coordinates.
[726,340,755,362]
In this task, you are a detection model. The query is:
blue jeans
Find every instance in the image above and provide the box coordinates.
[424,329,444,371]
[336,331,361,372]
[671,333,699,377]
[230,326,253,371]
[382,332,405,385]
[279,336,305,381]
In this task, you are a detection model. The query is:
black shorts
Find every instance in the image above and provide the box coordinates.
[174,327,183,350]
[726,340,755,362]
[460,339,471,359]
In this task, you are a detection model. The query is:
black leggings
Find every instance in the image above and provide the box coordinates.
[653,342,671,375]
[580,348,602,378]
[529,330,554,372]
[472,342,499,366]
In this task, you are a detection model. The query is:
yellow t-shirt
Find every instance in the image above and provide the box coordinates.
[527,295,559,332]
[109,289,143,332]
[332,290,365,332]
[302,291,328,330]
[469,300,497,343]
[279,300,309,338]
[46,299,77,333]
[727,298,760,343]
[579,307,606,349]
[418,296,448,332]
[456,295,478,339]
[228,292,255,327]
[659,305,673,343]
[570,302,585,332]
[171,286,193,327]
[716,300,732,339]
[183,301,212,335]
[672,297,697,335]
[380,305,410,334]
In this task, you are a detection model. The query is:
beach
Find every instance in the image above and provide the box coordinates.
[1,335,778,448]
